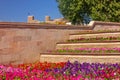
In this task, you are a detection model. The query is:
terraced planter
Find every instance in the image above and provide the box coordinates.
[68,36,120,42]
[55,48,120,53]
[0,61,120,79]
[74,30,120,35]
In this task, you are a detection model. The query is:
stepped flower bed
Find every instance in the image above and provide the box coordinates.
[55,48,120,53]
[0,61,120,79]
[67,36,120,42]
[76,30,120,34]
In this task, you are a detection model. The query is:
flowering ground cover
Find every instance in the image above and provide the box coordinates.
[55,48,120,53]
[75,30,120,34]
[0,61,120,80]
[67,36,120,42]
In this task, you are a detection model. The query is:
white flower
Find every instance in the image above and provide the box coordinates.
[114,73,116,75]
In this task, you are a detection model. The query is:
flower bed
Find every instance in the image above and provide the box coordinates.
[75,30,120,34]
[67,36,120,42]
[55,48,120,53]
[0,61,120,79]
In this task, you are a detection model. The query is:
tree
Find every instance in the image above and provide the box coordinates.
[56,0,120,25]
[90,0,120,22]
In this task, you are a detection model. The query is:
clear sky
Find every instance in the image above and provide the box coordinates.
[0,0,63,22]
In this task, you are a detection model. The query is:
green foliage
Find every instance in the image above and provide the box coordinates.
[56,0,91,25]
[56,0,120,25]
[91,0,120,22]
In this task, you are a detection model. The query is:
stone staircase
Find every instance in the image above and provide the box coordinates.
[40,30,120,63]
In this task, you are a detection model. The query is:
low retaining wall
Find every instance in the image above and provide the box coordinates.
[69,32,120,39]
[90,21,120,30]
[56,42,120,49]
[0,22,84,64]
[0,21,119,64]
[40,54,120,63]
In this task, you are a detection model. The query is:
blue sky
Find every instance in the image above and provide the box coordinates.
[0,0,63,22]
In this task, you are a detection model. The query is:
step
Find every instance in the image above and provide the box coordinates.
[69,32,120,40]
[66,40,120,43]
[71,30,120,35]
[41,52,120,55]
[40,53,120,63]
[56,42,120,49]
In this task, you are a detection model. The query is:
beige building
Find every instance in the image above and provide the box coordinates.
[27,16,40,23]
[27,15,69,25]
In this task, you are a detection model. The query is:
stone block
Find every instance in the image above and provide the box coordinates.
[0,30,6,36]
[0,48,13,54]
[69,32,120,39]
[40,54,120,63]
[56,42,120,49]
[94,25,120,31]
[0,54,21,65]
[13,36,31,42]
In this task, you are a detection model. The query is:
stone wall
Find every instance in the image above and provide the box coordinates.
[90,21,120,31]
[0,22,85,64]
[0,21,120,64]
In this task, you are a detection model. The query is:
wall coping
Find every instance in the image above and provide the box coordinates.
[0,22,91,30]
[0,21,120,30]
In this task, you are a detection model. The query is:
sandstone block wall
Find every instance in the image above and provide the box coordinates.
[91,21,120,31]
[0,21,119,64]
[0,24,82,64]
